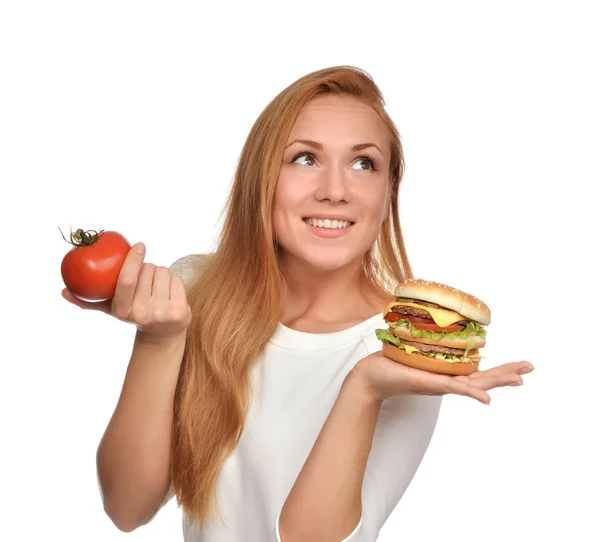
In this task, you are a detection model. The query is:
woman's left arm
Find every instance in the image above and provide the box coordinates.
[277,370,386,542]
[276,350,534,542]
[276,363,446,542]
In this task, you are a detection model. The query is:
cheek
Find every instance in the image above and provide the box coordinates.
[273,176,305,218]
[359,183,389,219]
[272,178,301,238]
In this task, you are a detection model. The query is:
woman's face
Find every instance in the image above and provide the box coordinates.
[273,94,391,272]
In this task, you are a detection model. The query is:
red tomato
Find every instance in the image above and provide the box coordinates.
[60,228,131,302]
[384,312,464,333]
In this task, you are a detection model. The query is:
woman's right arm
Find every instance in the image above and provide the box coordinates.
[96,329,186,532]
[62,245,197,532]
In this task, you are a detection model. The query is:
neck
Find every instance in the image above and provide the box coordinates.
[278,254,388,329]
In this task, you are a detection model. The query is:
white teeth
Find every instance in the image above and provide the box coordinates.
[305,218,352,229]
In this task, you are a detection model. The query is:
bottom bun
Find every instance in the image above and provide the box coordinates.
[382,343,479,376]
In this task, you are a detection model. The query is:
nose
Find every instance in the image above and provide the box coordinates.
[314,165,351,203]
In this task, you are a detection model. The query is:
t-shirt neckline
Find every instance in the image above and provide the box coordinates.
[269,311,385,350]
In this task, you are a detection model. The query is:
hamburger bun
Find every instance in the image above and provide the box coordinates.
[395,279,491,326]
[382,343,479,376]
[390,325,486,349]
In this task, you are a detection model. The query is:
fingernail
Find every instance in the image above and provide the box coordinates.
[134,242,145,253]
[520,365,535,374]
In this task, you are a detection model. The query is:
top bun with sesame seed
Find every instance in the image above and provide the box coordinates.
[394,279,491,326]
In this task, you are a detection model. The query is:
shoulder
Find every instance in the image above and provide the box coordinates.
[168,253,212,287]
[359,316,388,357]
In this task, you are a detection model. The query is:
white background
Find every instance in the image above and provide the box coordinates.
[1,1,598,540]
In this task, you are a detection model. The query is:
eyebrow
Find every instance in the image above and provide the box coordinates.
[284,139,383,155]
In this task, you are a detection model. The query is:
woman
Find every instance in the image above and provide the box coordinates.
[63,66,534,541]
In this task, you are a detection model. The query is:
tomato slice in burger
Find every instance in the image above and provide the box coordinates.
[410,322,465,332]
[384,312,465,333]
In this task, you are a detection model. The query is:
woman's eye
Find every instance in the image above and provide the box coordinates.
[292,153,315,166]
[352,158,374,171]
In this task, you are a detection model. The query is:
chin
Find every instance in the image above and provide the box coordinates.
[297,246,363,271]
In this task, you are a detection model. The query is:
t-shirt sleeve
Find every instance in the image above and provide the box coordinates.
[273,327,442,541]
[168,253,210,288]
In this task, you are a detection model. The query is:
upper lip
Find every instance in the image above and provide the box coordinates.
[303,214,355,223]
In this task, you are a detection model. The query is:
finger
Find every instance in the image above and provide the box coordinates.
[133,262,156,303]
[151,266,171,306]
[111,243,147,317]
[394,364,491,404]
[437,375,491,405]
[518,362,536,374]
[456,373,523,391]
[169,274,188,307]
[469,361,535,379]
[61,288,112,313]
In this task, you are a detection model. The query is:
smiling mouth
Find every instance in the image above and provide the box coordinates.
[303,218,355,229]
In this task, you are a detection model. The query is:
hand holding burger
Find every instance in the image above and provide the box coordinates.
[348,278,535,406]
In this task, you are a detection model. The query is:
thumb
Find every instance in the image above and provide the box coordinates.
[61,288,112,313]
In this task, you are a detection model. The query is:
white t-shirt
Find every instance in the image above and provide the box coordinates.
[162,254,442,541]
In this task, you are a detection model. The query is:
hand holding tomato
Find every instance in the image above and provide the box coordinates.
[60,227,192,343]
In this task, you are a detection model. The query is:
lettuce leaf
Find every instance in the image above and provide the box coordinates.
[464,335,475,358]
[375,328,403,347]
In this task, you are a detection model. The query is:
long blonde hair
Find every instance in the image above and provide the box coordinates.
[171,65,413,529]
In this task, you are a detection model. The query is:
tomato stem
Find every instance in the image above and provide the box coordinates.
[58,225,105,247]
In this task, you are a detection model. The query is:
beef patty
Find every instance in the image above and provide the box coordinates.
[402,339,475,356]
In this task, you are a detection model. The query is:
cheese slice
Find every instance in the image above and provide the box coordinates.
[403,344,421,355]
[383,301,466,328]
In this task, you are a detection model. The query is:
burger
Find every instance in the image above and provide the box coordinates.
[375,279,491,376]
